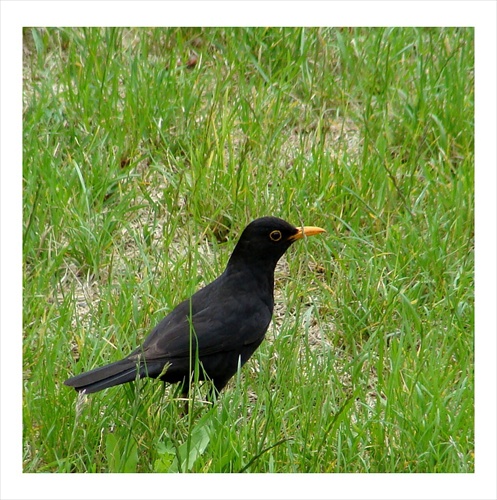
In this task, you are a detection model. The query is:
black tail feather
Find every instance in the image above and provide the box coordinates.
[64,358,159,394]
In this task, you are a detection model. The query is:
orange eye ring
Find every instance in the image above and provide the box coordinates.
[269,230,282,242]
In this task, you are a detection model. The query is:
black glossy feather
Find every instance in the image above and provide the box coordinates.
[64,217,323,396]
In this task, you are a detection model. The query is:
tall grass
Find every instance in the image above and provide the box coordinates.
[23,27,474,473]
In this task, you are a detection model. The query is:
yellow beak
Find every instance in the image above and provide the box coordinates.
[289,225,326,241]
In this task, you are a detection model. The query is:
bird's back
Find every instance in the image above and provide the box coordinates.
[131,268,274,389]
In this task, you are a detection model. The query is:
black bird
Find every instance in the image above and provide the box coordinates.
[64,216,325,398]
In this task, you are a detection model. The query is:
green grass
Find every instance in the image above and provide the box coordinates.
[23,27,474,473]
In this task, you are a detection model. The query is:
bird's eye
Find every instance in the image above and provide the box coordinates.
[269,230,282,242]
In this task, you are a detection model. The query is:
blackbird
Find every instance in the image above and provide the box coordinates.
[64,216,325,398]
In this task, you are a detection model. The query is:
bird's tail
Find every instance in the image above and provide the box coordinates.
[64,357,157,394]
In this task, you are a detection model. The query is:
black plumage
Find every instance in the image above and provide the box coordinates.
[64,216,324,397]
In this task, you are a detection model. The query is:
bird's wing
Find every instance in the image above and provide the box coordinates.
[135,287,272,362]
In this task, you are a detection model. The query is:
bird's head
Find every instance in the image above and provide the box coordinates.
[227,216,325,273]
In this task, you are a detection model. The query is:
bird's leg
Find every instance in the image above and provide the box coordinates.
[180,384,190,415]
[207,379,226,404]
[172,379,192,416]
[208,387,219,405]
